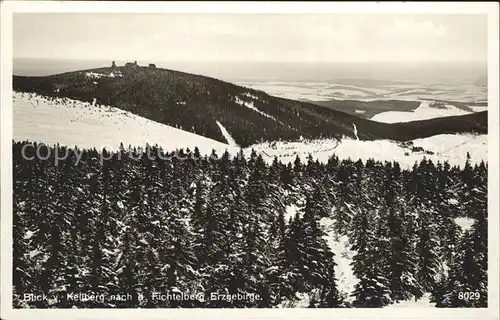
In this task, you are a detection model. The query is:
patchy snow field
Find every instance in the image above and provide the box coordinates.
[237,81,487,104]
[13,92,238,156]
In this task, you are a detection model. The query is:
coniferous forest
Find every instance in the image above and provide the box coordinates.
[12,141,488,308]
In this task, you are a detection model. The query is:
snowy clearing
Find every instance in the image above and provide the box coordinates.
[13,91,237,155]
[85,72,106,79]
[248,134,487,169]
[411,134,487,161]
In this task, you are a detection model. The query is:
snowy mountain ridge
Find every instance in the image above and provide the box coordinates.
[13,64,487,148]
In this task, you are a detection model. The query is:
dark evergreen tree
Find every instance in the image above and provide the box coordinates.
[11,141,488,309]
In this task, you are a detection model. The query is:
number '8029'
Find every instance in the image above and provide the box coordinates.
[458,292,480,300]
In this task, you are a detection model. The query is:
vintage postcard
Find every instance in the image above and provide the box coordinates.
[1,1,499,319]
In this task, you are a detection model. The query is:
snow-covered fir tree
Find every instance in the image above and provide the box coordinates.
[11,141,488,309]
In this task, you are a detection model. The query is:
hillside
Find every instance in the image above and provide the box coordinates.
[13,91,238,156]
[13,64,488,147]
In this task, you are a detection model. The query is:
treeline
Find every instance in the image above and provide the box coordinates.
[12,141,487,308]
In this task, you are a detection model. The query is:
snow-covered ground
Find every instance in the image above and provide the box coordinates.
[469,106,488,113]
[370,100,472,123]
[13,92,238,156]
[411,134,487,162]
[249,134,487,169]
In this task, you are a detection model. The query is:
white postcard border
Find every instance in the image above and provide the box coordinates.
[1,1,499,319]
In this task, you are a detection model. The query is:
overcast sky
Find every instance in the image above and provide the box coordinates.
[14,13,487,63]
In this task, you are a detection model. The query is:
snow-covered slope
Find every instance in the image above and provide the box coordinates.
[371,100,472,123]
[13,91,238,155]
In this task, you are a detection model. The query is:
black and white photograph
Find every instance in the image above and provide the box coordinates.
[1,1,499,318]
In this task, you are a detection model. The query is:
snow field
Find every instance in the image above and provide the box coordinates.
[384,293,434,308]
[249,134,487,169]
[370,100,472,123]
[237,81,487,103]
[13,92,238,156]
[469,106,488,113]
